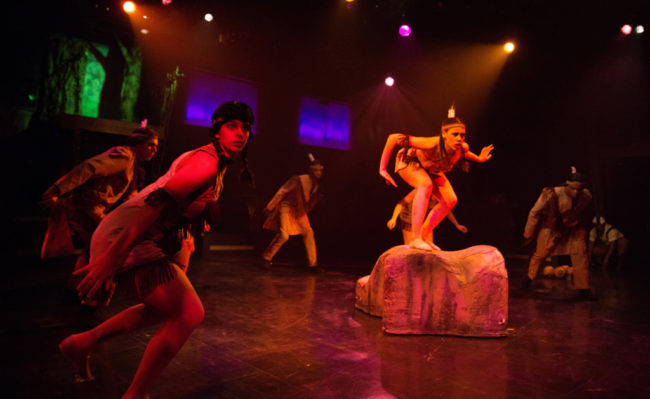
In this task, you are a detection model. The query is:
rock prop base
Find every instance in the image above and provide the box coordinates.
[355,245,508,337]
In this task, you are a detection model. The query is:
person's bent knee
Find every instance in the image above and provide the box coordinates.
[418,180,433,196]
[446,195,458,210]
[182,299,205,330]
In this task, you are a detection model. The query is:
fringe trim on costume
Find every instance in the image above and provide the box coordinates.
[119,258,179,299]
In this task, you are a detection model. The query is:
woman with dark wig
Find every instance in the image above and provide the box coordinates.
[59,101,254,399]
[379,106,493,250]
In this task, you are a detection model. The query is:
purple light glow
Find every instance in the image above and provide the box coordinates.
[398,25,411,37]
[621,24,632,35]
[298,98,350,150]
[184,73,258,131]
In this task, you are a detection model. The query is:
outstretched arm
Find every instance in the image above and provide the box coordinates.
[387,201,405,230]
[446,211,468,233]
[523,188,551,240]
[388,189,417,229]
[379,134,405,187]
[464,143,494,163]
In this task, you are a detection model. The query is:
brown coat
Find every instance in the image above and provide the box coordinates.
[524,186,592,255]
[262,175,322,235]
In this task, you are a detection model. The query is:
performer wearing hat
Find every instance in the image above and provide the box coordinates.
[262,154,324,270]
[379,105,493,250]
[522,167,595,299]
[59,101,255,398]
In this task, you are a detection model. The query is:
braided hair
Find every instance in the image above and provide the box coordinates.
[209,101,255,184]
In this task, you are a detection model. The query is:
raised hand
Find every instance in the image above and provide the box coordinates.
[479,144,494,162]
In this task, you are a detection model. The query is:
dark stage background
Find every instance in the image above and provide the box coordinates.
[2,0,649,266]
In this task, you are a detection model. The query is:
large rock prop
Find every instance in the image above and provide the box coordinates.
[355,245,508,337]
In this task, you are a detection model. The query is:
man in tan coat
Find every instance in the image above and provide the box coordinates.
[262,156,324,269]
[523,168,594,299]
[40,128,158,306]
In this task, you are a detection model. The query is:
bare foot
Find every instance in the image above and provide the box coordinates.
[59,333,96,383]
[409,238,435,251]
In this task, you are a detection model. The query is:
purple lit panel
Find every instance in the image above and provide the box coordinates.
[184,73,258,131]
[298,98,350,150]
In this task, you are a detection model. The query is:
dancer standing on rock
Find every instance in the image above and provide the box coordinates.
[379,106,493,250]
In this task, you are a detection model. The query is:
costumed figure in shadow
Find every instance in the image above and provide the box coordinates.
[522,167,595,300]
[262,154,324,271]
[387,188,468,245]
[41,124,159,304]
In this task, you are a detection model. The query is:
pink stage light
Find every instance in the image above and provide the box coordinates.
[385,77,395,87]
[621,24,632,35]
[399,25,411,37]
[162,0,172,5]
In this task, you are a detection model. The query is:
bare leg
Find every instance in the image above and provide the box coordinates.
[421,175,457,250]
[123,266,204,399]
[60,303,163,382]
[401,228,412,245]
[398,166,433,250]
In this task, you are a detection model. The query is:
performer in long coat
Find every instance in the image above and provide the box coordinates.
[523,168,594,299]
[262,155,324,269]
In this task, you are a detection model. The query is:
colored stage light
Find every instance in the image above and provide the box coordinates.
[204,13,214,22]
[123,1,135,13]
[385,77,395,87]
[162,0,172,5]
[140,28,149,35]
[399,25,412,37]
[621,24,632,35]
[504,42,515,53]
[635,25,644,34]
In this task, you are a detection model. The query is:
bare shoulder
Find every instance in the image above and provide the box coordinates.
[165,149,220,200]
[410,135,439,150]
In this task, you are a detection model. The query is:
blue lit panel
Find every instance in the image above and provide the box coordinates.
[298,98,350,150]
[185,73,258,131]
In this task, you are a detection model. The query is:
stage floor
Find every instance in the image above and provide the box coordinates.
[3,250,650,399]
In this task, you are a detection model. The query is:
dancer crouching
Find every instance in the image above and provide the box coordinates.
[59,101,254,399]
[379,106,493,250]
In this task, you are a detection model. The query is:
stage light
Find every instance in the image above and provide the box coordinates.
[504,42,515,53]
[162,0,172,5]
[345,0,355,2]
[621,24,632,35]
[399,25,412,37]
[204,13,214,22]
[140,28,149,35]
[123,1,135,14]
[385,77,395,87]
[635,25,644,34]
